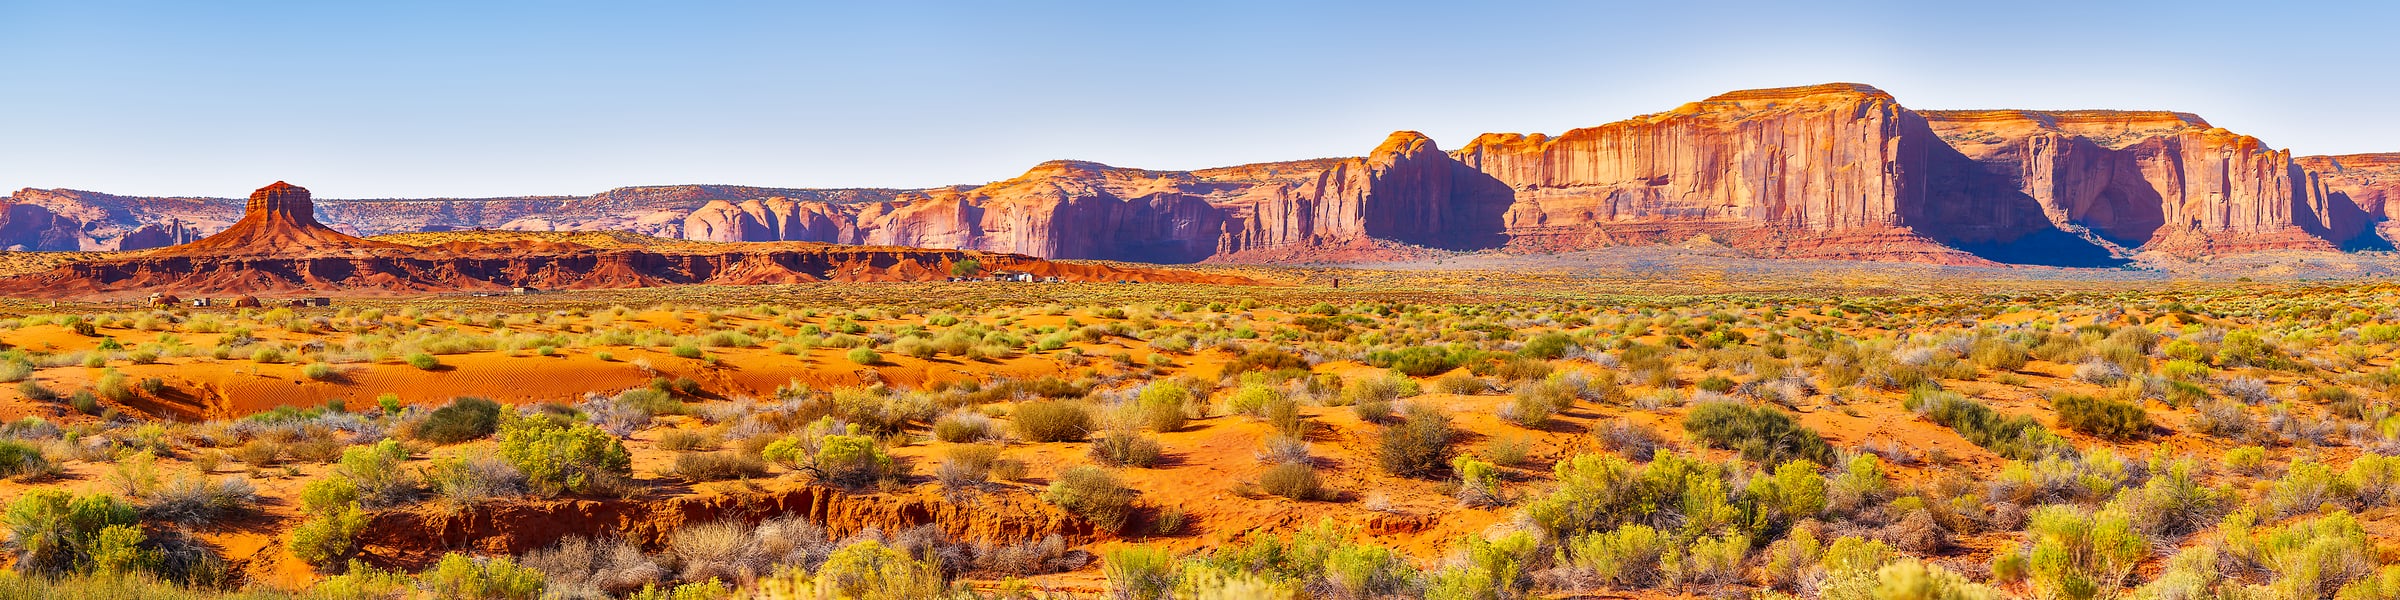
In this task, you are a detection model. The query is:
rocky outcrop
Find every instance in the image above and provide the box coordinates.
[116,220,202,250]
[163,181,408,256]
[1923,110,2371,255]
[0,182,1250,299]
[0,203,83,251]
[11,83,2396,265]
[4,185,906,249]
[1449,84,2028,265]
[2299,153,2400,248]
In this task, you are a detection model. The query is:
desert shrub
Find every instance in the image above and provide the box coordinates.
[1904,388,2074,460]
[1425,531,1538,600]
[2114,458,2230,540]
[1259,461,1323,501]
[1370,346,1458,377]
[657,429,718,451]
[520,536,662,598]
[302,362,337,381]
[1103,545,1178,600]
[803,434,899,489]
[930,411,996,443]
[1759,459,1829,524]
[935,444,1000,490]
[419,553,546,600]
[498,415,633,496]
[826,388,933,436]
[2,490,147,576]
[1970,338,2030,372]
[1012,400,1092,442]
[2217,329,2295,370]
[2225,446,2267,474]
[405,352,441,370]
[755,539,949,599]
[1220,347,1309,378]
[1180,520,1409,597]
[1223,384,1280,417]
[334,439,420,509]
[1044,466,1135,532]
[132,471,255,528]
[1338,374,1408,409]
[69,390,98,415]
[1682,401,1834,466]
[0,439,58,481]
[1864,559,2007,600]
[2053,394,2149,440]
[16,381,57,402]
[2021,504,2147,599]
[1670,532,1749,585]
[1087,427,1164,468]
[1377,402,1454,479]
[425,455,527,506]
[1135,384,1189,433]
[1565,523,1667,588]
[846,347,881,365]
[1829,454,1893,515]
[414,397,503,443]
[1523,451,1748,540]
[1452,456,1503,507]
[1434,372,1486,395]
[673,451,767,482]
[1591,419,1669,460]
[613,388,684,416]
[1520,332,1577,360]
[289,500,369,571]
[2218,510,2379,600]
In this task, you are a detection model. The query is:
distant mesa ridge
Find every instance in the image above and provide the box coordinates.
[0,181,1244,299]
[8,81,2399,265]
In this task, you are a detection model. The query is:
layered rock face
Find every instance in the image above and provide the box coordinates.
[5,185,903,249]
[14,83,2393,265]
[1924,110,2367,255]
[0,183,1246,299]
[1449,84,2029,264]
[2298,153,2400,248]
[0,203,83,251]
[116,220,202,250]
[675,133,1511,263]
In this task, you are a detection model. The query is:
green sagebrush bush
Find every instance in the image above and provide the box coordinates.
[2052,394,2149,440]
[497,414,632,496]
[414,397,502,444]
[1682,401,1834,466]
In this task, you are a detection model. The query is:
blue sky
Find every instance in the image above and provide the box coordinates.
[2,0,2393,198]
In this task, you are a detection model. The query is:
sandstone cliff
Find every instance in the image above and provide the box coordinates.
[12,83,2393,265]
[0,183,1247,299]
[1923,110,2374,255]
[0,203,84,251]
[2298,153,2400,248]
[116,220,203,250]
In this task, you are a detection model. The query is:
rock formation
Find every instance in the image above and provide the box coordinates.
[116,219,203,250]
[2298,153,2400,248]
[9,83,2394,265]
[0,203,83,251]
[1923,110,2368,256]
[0,182,1248,299]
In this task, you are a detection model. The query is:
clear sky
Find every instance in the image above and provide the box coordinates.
[2,0,2394,198]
